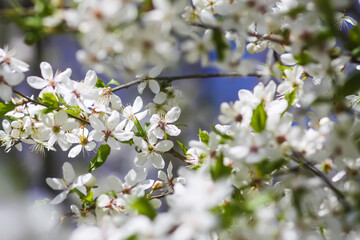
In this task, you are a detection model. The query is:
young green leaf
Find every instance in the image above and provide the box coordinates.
[210,152,232,181]
[95,77,106,88]
[251,103,267,133]
[130,197,157,220]
[212,28,229,62]
[177,140,188,155]
[89,144,111,172]
[198,129,209,145]
[106,79,120,87]
[42,93,59,109]
[0,102,16,119]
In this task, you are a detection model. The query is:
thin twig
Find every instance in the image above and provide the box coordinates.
[148,191,173,200]
[167,148,187,162]
[13,90,89,124]
[290,151,351,212]
[112,72,260,92]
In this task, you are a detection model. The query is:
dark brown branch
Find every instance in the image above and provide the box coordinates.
[148,191,173,199]
[167,148,187,162]
[112,72,260,92]
[290,151,351,212]
[13,90,89,124]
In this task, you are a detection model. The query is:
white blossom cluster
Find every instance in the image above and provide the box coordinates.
[1,0,360,239]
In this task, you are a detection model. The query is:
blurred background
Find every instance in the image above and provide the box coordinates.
[1,0,359,239]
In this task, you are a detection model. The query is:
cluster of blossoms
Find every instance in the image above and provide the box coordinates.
[1,0,360,239]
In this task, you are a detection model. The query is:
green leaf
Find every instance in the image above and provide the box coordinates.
[133,117,146,137]
[95,77,106,88]
[89,144,111,172]
[212,28,229,62]
[106,79,120,87]
[294,51,316,65]
[130,197,157,220]
[0,102,16,119]
[251,103,267,133]
[198,129,209,145]
[254,158,287,177]
[334,71,360,100]
[210,152,232,181]
[285,89,296,107]
[82,190,94,204]
[177,140,188,155]
[41,93,59,109]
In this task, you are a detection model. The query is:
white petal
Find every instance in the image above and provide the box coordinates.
[153,127,165,139]
[4,71,24,86]
[133,96,143,113]
[151,153,165,169]
[97,194,110,208]
[62,162,75,182]
[134,110,148,121]
[110,95,122,110]
[165,125,181,136]
[158,170,167,181]
[68,145,82,158]
[280,53,296,65]
[84,70,97,86]
[108,110,120,130]
[40,62,53,80]
[85,142,96,151]
[148,66,163,78]
[125,169,137,186]
[167,162,173,179]
[134,154,148,167]
[0,84,12,101]
[137,81,147,94]
[165,106,181,123]
[155,140,173,152]
[62,122,79,132]
[46,177,64,190]
[27,76,48,89]
[114,131,134,141]
[107,137,121,150]
[51,191,68,205]
[200,10,218,26]
[89,115,106,131]
[55,110,67,125]
[149,80,160,94]
[133,136,148,149]
[153,92,167,104]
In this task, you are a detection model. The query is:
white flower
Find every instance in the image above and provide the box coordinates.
[148,106,181,139]
[0,65,25,101]
[133,135,174,169]
[121,96,148,131]
[0,119,22,152]
[41,110,79,151]
[90,110,134,150]
[67,127,96,158]
[137,66,162,94]
[46,162,84,204]
[158,162,185,193]
[0,47,29,72]
[336,12,357,30]
[27,62,72,97]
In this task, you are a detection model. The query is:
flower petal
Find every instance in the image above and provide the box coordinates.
[155,140,173,152]
[165,106,181,123]
[165,125,181,136]
[133,96,143,113]
[40,62,53,80]
[27,76,48,89]
[68,145,82,158]
[62,162,75,182]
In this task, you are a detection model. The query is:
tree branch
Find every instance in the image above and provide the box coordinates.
[112,72,260,92]
[289,151,351,212]
[13,90,89,124]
